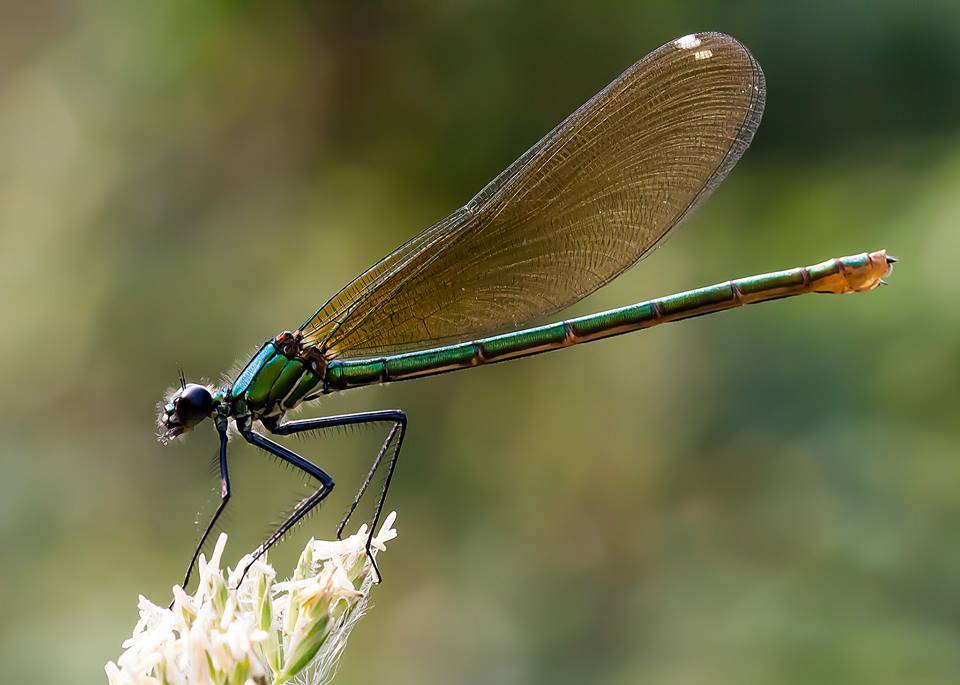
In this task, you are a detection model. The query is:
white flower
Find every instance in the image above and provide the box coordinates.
[105,514,398,685]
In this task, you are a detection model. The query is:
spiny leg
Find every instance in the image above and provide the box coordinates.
[179,421,230,595]
[238,426,335,585]
[262,409,407,582]
[336,419,405,542]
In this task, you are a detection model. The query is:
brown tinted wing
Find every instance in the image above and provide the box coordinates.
[301,32,765,358]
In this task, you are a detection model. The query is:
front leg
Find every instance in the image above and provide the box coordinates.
[262,409,407,583]
[178,422,231,596]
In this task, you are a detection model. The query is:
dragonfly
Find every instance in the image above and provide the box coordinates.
[159,32,895,590]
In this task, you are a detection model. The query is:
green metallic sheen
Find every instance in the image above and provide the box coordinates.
[323,252,885,393]
[231,343,276,398]
[807,253,863,280]
[325,363,343,389]
[246,352,287,407]
[268,358,305,406]
[568,302,656,338]
[338,359,386,387]
[658,283,733,315]
[478,322,569,359]
[736,268,802,294]
[281,368,322,410]
[385,342,478,377]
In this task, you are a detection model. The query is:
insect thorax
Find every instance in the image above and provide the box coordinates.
[229,331,326,418]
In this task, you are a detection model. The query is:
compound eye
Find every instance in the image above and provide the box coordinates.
[176,384,213,426]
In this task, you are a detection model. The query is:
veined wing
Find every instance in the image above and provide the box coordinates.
[301,32,765,359]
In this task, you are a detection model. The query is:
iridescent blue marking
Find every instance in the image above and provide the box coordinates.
[231,342,276,398]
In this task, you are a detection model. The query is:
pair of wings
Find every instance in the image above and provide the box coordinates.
[300,32,766,360]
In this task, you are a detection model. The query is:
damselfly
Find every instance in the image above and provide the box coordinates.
[158,32,894,589]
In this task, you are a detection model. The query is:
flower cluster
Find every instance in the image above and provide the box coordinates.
[106,513,397,685]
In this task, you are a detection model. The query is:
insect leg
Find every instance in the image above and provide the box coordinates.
[178,422,230,595]
[238,426,335,585]
[262,409,407,583]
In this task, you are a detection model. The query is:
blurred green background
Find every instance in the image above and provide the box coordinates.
[2,2,959,683]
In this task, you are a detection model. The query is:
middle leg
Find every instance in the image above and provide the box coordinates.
[238,425,335,584]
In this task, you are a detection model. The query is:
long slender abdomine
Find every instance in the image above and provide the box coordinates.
[323,250,894,392]
[156,31,896,599]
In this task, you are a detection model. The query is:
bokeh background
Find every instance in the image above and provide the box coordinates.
[2,2,959,683]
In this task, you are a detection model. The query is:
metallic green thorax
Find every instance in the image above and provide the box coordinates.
[231,251,889,414]
[230,342,321,417]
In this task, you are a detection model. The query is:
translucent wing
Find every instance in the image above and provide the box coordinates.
[301,32,765,358]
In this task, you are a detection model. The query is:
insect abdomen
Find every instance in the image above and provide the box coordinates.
[322,251,893,392]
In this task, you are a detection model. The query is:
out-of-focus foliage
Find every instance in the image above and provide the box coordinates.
[1,2,958,684]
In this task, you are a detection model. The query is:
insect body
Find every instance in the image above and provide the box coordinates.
[158,33,894,590]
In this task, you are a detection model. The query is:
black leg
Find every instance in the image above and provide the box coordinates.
[178,422,230,596]
[237,426,336,586]
[262,409,407,583]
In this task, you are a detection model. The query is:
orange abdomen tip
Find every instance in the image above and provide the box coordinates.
[813,250,896,294]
